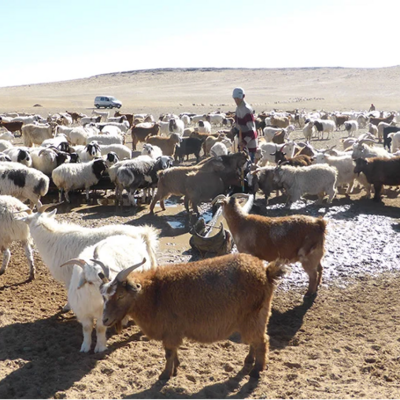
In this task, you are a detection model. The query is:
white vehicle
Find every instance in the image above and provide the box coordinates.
[94,96,122,109]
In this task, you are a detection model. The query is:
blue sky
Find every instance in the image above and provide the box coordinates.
[0,0,399,87]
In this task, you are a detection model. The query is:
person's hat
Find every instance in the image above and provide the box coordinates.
[232,87,245,99]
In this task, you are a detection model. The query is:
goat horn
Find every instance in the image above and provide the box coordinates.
[37,201,63,213]
[60,258,86,268]
[211,194,227,205]
[116,257,147,283]
[90,259,110,279]
[12,208,32,215]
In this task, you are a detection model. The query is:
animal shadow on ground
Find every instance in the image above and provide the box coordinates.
[124,365,260,399]
[268,295,316,350]
[0,313,95,398]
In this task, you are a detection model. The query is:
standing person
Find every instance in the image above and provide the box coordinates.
[369,103,375,112]
[232,87,258,162]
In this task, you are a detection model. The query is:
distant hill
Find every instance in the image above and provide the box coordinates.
[1,66,399,113]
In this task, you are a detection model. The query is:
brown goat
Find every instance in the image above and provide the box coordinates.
[130,123,160,150]
[354,156,400,201]
[149,152,248,214]
[213,194,327,297]
[0,121,23,137]
[270,115,290,128]
[114,111,134,127]
[65,111,83,123]
[369,113,396,127]
[145,132,181,157]
[101,253,286,380]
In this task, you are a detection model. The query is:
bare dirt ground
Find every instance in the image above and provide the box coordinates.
[1,68,400,399]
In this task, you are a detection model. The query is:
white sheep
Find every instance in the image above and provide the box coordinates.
[168,118,185,137]
[197,120,211,134]
[344,120,359,137]
[96,121,129,133]
[314,119,336,140]
[141,143,163,159]
[273,164,338,207]
[0,131,14,142]
[60,235,157,353]
[210,138,233,157]
[0,139,14,152]
[181,115,191,127]
[85,133,124,145]
[52,158,108,202]
[3,147,32,167]
[0,162,49,207]
[98,143,131,160]
[388,132,400,153]
[0,195,34,280]
[30,147,70,176]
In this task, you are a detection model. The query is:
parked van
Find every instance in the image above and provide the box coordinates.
[94,96,122,109]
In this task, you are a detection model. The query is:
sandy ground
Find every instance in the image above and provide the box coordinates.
[1,68,400,399]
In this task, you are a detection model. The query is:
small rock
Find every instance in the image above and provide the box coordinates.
[186,374,196,383]
[54,392,67,399]
[224,363,234,372]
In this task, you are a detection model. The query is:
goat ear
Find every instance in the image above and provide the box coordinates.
[47,209,58,218]
[77,275,87,289]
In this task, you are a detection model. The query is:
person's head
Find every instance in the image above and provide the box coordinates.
[232,87,245,106]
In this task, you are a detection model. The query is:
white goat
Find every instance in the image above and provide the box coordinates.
[303,121,316,142]
[21,123,55,147]
[0,195,34,280]
[61,235,157,353]
[16,204,159,308]
[258,141,296,166]
[352,142,392,159]
[312,152,371,196]
[273,164,337,207]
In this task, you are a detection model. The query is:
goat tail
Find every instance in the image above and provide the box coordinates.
[266,259,289,285]
[140,225,160,269]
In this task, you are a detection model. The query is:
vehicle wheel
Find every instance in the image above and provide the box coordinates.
[117,105,121,109]
[95,104,100,108]
[109,105,113,109]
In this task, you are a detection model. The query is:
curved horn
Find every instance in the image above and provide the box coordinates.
[231,193,251,200]
[60,258,86,268]
[116,258,147,283]
[90,259,110,279]
[37,202,63,213]
[211,194,227,205]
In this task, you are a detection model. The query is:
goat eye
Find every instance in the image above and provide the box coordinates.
[98,272,105,280]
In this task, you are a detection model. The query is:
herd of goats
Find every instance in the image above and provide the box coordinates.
[0,106,399,381]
